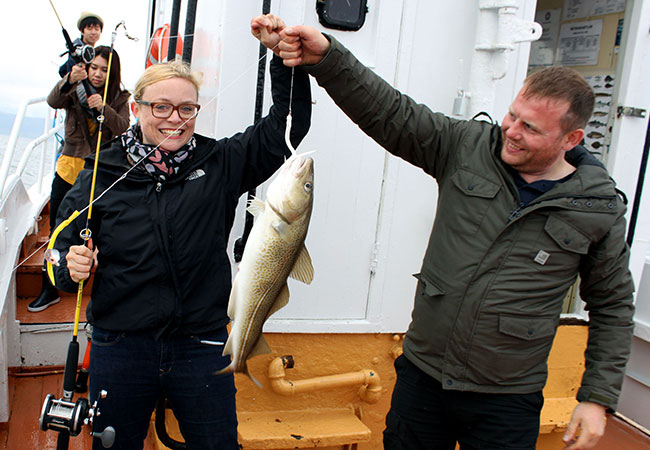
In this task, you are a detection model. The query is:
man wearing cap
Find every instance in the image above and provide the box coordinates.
[58,11,104,78]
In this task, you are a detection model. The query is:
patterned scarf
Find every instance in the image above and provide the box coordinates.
[121,125,196,181]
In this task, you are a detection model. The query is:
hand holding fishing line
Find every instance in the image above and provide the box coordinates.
[66,240,96,283]
[278,25,331,67]
[250,14,286,56]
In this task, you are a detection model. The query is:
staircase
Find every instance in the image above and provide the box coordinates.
[15,205,92,367]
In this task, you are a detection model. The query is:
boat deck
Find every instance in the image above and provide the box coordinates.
[1,369,649,450]
[1,371,158,449]
[5,209,650,450]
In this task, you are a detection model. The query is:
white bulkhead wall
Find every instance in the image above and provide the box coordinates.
[153,0,539,333]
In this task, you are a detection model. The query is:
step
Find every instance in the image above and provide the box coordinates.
[539,397,578,434]
[155,408,371,450]
[237,408,371,449]
[16,295,90,325]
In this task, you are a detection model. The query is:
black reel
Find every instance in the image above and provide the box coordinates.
[62,43,95,65]
[39,390,115,448]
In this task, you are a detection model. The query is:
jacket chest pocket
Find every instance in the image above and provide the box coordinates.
[530,215,591,272]
[449,169,501,234]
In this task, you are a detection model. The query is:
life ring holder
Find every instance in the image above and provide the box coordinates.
[146,24,183,67]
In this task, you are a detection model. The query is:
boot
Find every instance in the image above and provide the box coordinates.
[27,270,60,312]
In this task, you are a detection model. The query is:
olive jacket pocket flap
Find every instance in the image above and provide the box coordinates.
[544,216,590,254]
[451,169,501,198]
[499,314,557,341]
[413,273,446,297]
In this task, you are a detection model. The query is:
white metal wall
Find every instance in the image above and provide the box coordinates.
[150,0,539,333]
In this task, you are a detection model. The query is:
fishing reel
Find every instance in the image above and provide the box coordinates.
[39,390,115,448]
[61,43,95,65]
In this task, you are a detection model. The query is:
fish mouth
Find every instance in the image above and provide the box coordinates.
[289,155,314,176]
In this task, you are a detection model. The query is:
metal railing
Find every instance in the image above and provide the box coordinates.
[0,97,63,201]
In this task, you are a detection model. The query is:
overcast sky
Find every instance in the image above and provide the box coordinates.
[1,0,149,118]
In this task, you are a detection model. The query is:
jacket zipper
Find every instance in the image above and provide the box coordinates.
[507,193,618,224]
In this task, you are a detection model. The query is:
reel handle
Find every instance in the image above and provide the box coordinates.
[92,426,116,448]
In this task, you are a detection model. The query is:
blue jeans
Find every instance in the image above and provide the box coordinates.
[89,326,237,450]
[383,355,544,450]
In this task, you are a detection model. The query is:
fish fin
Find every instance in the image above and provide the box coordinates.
[246,197,266,217]
[272,219,289,236]
[249,333,272,357]
[289,244,314,284]
[214,361,233,376]
[222,334,233,357]
[227,280,238,320]
[266,283,290,319]
[245,363,263,389]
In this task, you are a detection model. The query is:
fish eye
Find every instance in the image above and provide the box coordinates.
[304,182,312,192]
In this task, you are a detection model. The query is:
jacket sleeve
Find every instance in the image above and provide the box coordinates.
[223,54,312,196]
[303,35,464,180]
[51,168,94,293]
[577,205,635,411]
[47,75,75,110]
[103,91,131,138]
[59,58,75,78]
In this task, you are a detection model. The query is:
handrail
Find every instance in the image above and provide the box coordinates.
[0,97,62,200]
[268,355,383,404]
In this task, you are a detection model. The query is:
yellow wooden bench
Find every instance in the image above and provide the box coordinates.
[537,323,588,449]
[153,406,370,450]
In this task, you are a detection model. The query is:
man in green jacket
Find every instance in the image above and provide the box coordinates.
[269,19,635,450]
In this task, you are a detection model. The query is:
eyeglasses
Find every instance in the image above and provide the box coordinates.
[136,101,200,120]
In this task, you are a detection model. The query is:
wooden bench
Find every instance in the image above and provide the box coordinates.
[154,407,370,450]
[537,323,588,448]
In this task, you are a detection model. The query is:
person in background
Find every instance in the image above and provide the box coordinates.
[51,14,311,449]
[275,24,634,450]
[58,11,103,78]
[28,46,130,312]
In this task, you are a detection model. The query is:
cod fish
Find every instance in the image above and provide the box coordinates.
[218,154,314,385]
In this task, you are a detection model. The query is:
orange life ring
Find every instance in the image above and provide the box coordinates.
[146,24,183,67]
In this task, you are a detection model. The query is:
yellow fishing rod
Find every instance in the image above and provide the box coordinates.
[39,15,137,450]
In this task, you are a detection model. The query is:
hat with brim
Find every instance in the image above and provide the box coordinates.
[77,12,104,31]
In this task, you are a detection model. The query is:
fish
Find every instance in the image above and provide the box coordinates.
[217,154,315,386]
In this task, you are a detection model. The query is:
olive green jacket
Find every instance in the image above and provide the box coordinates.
[305,37,635,410]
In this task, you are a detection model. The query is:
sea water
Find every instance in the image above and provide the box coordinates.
[0,133,58,191]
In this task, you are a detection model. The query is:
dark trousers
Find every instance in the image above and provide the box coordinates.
[49,172,73,231]
[90,326,238,450]
[383,355,544,450]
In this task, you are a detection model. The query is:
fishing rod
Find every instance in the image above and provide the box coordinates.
[38,19,138,450]
[47,0,100,118]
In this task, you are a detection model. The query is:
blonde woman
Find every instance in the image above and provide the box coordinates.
[52,15,311,449]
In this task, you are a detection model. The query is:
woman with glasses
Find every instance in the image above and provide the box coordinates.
[50,15,311,450]
[29,46,130,313]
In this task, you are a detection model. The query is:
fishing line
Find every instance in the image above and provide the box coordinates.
[13,38,288,273]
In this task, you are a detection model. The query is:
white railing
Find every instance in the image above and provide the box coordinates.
[0,97,63,201]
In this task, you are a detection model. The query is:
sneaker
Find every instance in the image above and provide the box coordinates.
[27,287,60,312]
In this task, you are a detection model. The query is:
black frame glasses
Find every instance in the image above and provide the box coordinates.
[136,100,201,120]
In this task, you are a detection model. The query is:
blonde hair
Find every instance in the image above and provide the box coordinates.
[133,60,203,101]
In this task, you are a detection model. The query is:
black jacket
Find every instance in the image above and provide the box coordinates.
[53,56,311,337]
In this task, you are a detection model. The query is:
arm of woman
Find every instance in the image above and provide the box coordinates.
[46,75,75,110]
[102,91,132,136]
[47,64,88,109]
[52,168,96,292]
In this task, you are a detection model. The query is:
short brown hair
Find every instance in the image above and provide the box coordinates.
[133,60,202,101]
[523,67,594,132]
